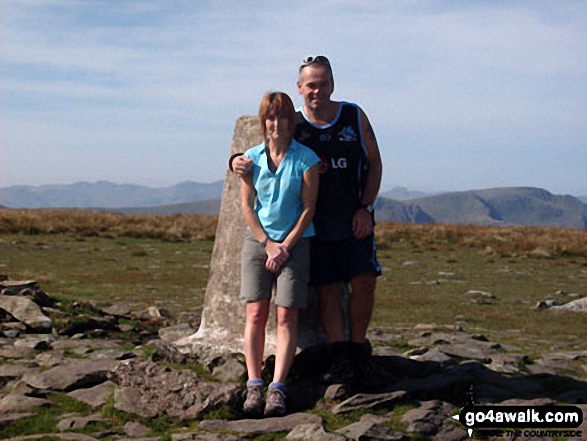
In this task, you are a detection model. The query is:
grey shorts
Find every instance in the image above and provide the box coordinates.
[240,231,311,309]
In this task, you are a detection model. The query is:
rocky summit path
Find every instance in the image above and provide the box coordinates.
[1,278,586,440]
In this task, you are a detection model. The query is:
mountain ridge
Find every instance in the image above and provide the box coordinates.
[0,180,224,209]
[1,182,585,229]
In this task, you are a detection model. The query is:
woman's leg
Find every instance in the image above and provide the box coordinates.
[272,305,300,383]
[244,299,270,380]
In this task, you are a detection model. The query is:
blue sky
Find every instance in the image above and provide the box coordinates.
[2,0,586,196]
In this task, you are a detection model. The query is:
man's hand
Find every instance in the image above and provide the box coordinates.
[233,156,253,178]
[265,241,290,274]
[352,208,374,240]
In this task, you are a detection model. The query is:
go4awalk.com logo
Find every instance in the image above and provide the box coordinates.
[451,390,583,438]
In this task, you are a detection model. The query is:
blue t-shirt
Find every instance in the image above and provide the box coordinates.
[244,139,321,242]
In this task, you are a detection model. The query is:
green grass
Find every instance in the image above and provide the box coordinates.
[0,234,212,317]
[2,231,586,357]
[1,222,587,439]
[374,242,587,356]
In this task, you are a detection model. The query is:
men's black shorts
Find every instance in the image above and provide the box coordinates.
[310,234,382,286]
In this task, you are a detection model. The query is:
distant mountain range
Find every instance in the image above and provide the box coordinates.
[0,180,224,209]
[1,181,586,229]
[375,187,587,228]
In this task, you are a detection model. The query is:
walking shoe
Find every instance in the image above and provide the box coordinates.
[243,383,265,417]
[264,386,287,417]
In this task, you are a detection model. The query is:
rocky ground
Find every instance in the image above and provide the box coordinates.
[1,277,586,440]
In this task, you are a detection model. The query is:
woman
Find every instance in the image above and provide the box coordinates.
[240,92,320,417]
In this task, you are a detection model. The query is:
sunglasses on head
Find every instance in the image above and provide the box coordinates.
[301,55,330,67]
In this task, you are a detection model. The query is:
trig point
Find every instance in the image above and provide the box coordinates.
[176,116,325,359]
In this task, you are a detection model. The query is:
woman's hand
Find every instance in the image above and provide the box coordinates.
[265,241,289,273]
[233,156,253,178]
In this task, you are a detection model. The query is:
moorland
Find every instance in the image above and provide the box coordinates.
[1,208,586,359]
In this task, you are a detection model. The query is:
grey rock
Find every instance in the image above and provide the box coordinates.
[199,413,322,435]
[124,421,152,437]
[57,413,105,431]
[332,391,409,415]
[410,348,457,368]
[487,353,530,374]
[551,297,587,312]
[36,351,73,368]
[87,348,136,360]
[13,335,53,350]
[172,433,242,441]
[0,295,52,332]
[208,352,247,383]
[2,433,100,440]
[401,400,466,440]
[286,423,345,440]
[158,323,195,343]
[23,359,118,392]
[0,345,37,359]
[0,394,51,413]
[0,364,38,383]
[110,359,240,420]
[337,421,408,440]
[148,339,187,364]
[67,381,115,408]
[115,387,158,418]
[98,302,132,318]
[324,384,350,401]
[0,412,35,425]
[0,280,39,296]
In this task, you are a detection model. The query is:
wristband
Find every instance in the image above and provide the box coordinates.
[228,153,244,172]
[260,236,269,247]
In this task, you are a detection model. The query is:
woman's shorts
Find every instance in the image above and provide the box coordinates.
[240,231,311,309]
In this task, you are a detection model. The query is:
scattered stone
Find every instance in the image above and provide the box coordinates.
[0,280,39,296]
[0,295,52,332]
[487,353,530,374]
[324,384,350,401]
[97,303,132,318]
[409,348,457,368]
[0,394,51,413]
[286,423,345,440]
[13,335,52,350]
[158,323,196,343]
[0,412,35,426]
[110,359,240,420]
[535,299,564,309]
[57,413,105,431]
[331,391,409,415]
[198,413,322,435]
[401,400,465,440]
[172,433,241,441]
[67,381,115,408]
[208,352,247,383]
[124,421,152,437]
[115,387,158,418]
[337,421,408,441]
[23,359,119,392]
[551,297,587,312]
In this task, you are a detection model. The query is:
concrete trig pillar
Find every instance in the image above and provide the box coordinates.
[176,116,326,359]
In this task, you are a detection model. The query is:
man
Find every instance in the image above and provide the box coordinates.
[233,56,382,382]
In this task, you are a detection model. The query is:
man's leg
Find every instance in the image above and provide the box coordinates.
[317,282,345,343]
[348,270,376,343]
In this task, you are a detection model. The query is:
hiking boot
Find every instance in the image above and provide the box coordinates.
[243,383,265,417]
[264,387,287,417]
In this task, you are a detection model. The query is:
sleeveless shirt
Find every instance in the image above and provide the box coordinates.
[294,102,368,241]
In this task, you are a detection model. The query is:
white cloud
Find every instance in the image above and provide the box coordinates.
[1,0,586,194]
